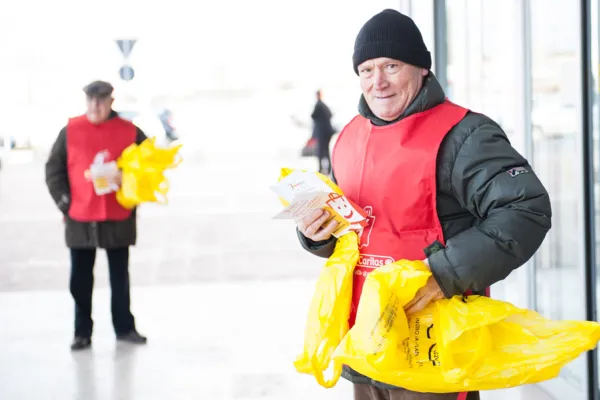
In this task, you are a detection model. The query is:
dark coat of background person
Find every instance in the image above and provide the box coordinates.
[311,99,336,158]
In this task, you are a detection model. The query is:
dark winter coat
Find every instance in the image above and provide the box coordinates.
[45,111,147,249]
[311,100,336,157]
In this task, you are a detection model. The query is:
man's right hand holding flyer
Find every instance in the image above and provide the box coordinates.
[270,169,368,239]
[297,209,339,242]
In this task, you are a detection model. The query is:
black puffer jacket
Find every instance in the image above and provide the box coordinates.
[297,73,552,390]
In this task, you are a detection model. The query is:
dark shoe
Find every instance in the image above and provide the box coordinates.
[70,336,92,351]
[116,330,147,344]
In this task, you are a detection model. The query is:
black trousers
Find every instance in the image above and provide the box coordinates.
[69,247,136,337]
[317,137,332,175]
[353,384,479,400]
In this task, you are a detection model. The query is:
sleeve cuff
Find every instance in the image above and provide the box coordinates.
[296,228,337,258]
[427,250,464,298]
[57,193,70,214]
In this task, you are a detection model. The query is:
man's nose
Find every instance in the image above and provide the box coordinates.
[373,68,387,89]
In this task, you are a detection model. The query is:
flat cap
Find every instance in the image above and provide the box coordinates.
[83,80,114,98]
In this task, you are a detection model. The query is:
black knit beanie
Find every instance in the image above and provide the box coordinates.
[353,9,432,74]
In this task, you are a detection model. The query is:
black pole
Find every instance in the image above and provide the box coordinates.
[433,0,447,92]
[581,0,598,398]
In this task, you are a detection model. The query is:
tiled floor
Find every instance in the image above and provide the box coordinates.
[0,284,555,400]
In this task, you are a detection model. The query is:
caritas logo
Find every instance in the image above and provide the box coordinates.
[356,254,395,277]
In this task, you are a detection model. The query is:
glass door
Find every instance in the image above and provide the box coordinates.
[530,0,589,398]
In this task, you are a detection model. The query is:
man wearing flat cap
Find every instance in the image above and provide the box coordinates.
[295,9,552,400]
[45,80,148,351]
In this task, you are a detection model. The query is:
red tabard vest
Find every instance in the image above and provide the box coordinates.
[332,101,469,327]
[67,115,137,222]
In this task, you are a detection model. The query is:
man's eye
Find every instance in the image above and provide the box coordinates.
[386,64,399,71]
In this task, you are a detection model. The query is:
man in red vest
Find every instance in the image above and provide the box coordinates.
[45,81,148,350]
[296,9,552,400]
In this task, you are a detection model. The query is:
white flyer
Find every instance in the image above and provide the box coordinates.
[88,151,121,196]
[271,171,369,238]
[273,191,331,221]
[269,170,333,203]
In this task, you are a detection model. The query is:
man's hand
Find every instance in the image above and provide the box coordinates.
[404,275,445,316]
[297,209,339,242]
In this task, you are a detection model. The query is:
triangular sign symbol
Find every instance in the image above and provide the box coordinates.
[116,39,137,58]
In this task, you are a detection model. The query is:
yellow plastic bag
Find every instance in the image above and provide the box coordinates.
[277,168,359,387]
[116,137,182,209]
[280,168,600,391]
[332,257,600,392]
[294,231,359,388]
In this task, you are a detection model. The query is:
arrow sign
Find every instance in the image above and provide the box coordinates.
[116,39,137,58]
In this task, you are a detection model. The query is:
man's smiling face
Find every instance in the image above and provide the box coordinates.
[358,57,428,121]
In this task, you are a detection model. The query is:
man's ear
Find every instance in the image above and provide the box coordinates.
[110,97,115,107]
[421,68,429,77]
